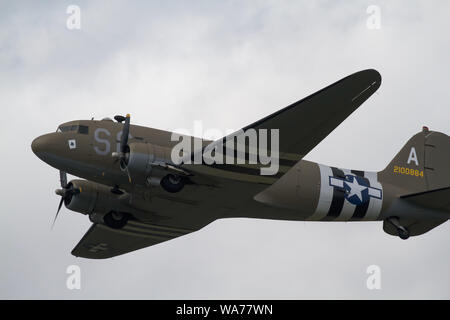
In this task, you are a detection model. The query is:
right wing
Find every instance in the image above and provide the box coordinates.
[185,69,381,184]
[71,220,197,259]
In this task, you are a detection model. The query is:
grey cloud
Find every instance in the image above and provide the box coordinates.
[1,0,449,299]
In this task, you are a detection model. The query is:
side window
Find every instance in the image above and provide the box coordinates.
[78,125,89,134]
[58,126,71,132]
[57,125,80,133]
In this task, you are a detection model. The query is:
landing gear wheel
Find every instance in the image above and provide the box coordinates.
[160,174,185,193]
[103,211,129,229]
[386,217,410,240]
[397,227,410,240]
[110,185,124,195]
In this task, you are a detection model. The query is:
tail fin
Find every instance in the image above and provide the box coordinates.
[379,128,449,238]
[379,127,450,195]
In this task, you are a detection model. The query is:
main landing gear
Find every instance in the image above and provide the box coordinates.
[387,217,410,240]
[160,174,185,193]
[90,211,129,229]
[104,211,129,229]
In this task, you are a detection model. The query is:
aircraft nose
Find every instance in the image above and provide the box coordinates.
[31,135,45,156]
[32,132,75,171]
[31,133,56,162]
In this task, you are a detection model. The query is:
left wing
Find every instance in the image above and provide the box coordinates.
[184,69,382,184]
[71,220,197,259]
[237,69,381,159]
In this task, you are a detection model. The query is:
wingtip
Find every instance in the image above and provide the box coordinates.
[361,68,382,84]
[351,69,382,93]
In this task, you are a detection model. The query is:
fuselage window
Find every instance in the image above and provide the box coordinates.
[57,126,70,132]
[57,125,79,133]
[78,125,89,134]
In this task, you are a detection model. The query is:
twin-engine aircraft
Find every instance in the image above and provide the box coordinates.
[31,69,449,259]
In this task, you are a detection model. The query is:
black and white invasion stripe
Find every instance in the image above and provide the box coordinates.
[308,164,383,221]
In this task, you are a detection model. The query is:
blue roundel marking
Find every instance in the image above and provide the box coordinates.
[343,175,369,205]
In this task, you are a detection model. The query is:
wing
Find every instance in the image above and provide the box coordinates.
[240,69,381,158]
[185,69,381,183]
[71,220,196,259]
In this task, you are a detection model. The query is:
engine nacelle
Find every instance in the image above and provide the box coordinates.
[89,211,129,229]
[64,180,127,215]
[126,142,174,186]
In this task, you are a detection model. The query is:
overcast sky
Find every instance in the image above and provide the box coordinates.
[1,0,449,299]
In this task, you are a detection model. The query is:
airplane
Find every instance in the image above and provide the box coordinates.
[31,69,449,259]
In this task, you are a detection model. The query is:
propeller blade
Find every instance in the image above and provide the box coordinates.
[120,114,131,154]
[52,197,64,229]
[59,171,67,188]
[123,161,132,183]
[113,114,132,183]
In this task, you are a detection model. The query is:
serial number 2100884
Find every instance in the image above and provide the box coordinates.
[393,166,424,177]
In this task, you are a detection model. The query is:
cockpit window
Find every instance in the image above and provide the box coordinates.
[57,125,78,133]
[78,125,89,134]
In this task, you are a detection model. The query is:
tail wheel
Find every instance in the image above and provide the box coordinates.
[386,217,410,240]
[160,174,185,193]
[103,211,129,229]
[397,227,410,240]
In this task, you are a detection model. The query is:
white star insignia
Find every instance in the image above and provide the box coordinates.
[345,177,367,201]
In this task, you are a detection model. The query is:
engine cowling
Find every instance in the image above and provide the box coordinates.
[64,179,132,228]
[125,142,185,192]
[64,179,127,215]
[112,114,187,193]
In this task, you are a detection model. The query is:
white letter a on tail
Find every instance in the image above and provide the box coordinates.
[407,147,419,166]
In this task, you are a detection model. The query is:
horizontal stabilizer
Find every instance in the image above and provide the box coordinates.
[383,218,447,237]
[401,187,450,211]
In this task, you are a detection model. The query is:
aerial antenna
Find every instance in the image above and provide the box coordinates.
[114,115,126,123]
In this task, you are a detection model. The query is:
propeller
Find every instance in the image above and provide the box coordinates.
[52,171,80,229]
[112,114,132,183]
